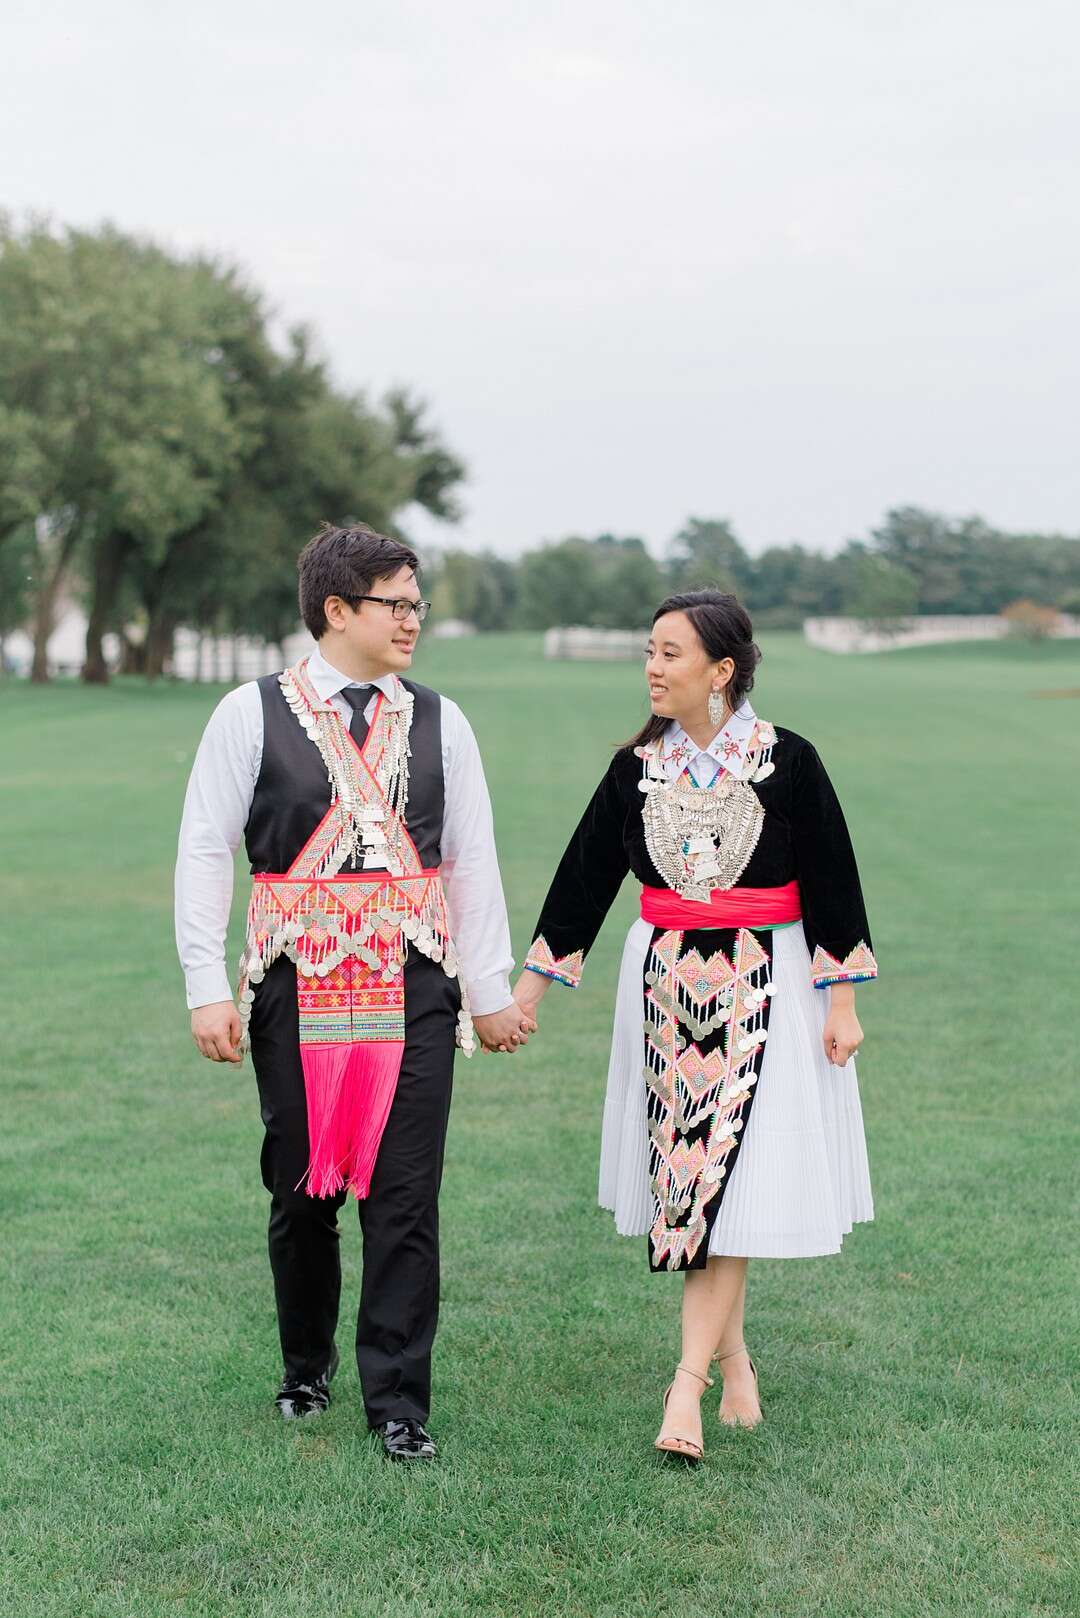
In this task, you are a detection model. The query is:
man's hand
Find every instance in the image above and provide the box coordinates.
[473,1003,538,1054]
[191,1001,244,1064]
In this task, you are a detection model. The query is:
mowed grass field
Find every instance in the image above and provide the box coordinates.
[2,631,1078,1618]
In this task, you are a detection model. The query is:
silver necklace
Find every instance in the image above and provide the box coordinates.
[639,723,776,901]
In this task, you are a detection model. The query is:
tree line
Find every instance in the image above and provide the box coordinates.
[3,220,1078,682]
[429,512,1080,633]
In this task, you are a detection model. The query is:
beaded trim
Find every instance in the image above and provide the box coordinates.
[279,661,417,876]
[236,871,473,1056]
[810,941,878,988]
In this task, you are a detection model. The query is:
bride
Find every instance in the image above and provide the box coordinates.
[513,590,877,1462]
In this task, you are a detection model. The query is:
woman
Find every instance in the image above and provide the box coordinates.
[513,591,876,1462]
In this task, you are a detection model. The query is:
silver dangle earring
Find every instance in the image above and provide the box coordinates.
[708,687,725,727]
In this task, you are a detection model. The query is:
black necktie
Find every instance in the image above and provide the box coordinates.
[341,686,371,747]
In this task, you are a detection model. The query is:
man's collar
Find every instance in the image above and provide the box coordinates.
[660,700,757,779]
[308,645,398,703]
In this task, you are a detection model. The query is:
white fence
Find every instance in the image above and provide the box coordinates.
[803,614,1080,654]
[170,629,315,682]
[544,626,649,661]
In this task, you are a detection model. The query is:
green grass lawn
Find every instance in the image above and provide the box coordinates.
[2,631,1078,1618]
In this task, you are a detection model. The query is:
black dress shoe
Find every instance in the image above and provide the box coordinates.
[375,1418,437,1461]
[276,1343,339,1421]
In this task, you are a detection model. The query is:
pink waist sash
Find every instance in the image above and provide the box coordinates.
[640,880,802,931]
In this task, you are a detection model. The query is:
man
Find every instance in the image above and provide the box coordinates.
[175,522,532,1460]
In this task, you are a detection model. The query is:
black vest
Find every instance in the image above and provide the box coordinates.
[244,675,445,874]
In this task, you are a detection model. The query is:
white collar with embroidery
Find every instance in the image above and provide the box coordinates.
[306,647,402,710]
[658,700,758,781]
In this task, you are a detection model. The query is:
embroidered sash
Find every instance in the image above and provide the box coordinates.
[236,660,474,1200]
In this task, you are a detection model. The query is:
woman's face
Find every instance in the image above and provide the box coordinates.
[644,611,733,725]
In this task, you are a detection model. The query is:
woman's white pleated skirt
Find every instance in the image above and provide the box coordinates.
[598,920,874,1258]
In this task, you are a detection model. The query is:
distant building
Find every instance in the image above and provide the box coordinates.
[544,627,649,661]
[803,613,1080,653]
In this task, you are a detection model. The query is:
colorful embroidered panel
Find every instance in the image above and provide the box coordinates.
[524,935,586,989]
[236,657,475,1062]
[810,940,878,988]
[234,661,476,1202]
[644,925,775,1270]
[238,870,470,1051]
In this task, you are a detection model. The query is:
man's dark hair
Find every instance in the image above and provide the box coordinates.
[297,522,420,639]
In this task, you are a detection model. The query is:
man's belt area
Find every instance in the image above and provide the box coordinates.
[236,869,474,1200]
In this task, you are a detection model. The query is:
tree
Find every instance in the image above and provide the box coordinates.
[515,538,601,629]
[1001,599,1062,640]
[0,221,258,680]
[192,378,465,668]
[668,517,750,594]
[0,521,36,670]
[746,543,844,625]
[428,549,517,630]
[867,506,1080,614]
[0,220,467,680]
[839,546,918,623]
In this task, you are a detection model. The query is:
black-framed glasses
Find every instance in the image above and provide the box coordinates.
[350,595,431,622]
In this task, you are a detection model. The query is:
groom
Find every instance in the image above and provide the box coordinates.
[175,522,533,1460]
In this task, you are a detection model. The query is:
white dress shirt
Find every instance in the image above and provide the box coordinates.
[174,647,515,1017]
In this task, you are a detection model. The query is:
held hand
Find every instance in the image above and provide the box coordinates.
[191,1001,244,1065]
[822,1003,863,1067]
[473,1004,538,1054]
[512,969,552,1022]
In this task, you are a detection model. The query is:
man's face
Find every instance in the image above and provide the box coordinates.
[326,564,424,674]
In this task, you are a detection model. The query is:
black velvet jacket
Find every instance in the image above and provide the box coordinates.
[527,725,877,989]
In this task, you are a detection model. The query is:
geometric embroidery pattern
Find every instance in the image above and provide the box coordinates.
[235,660,475,1058]
[523,935,586,989]
[644,925,774,1271]
[810,939,878,988]
[243,871,454,1047]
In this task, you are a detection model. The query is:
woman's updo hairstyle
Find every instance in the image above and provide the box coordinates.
[624,589,762,751]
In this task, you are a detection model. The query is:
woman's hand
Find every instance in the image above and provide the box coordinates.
[822,984,863,1067]
[473,1003,538,1054]
[513,970,552,1025]
[822,977,867,1067]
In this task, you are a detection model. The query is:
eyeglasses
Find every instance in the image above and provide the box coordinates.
[350,595,431,623]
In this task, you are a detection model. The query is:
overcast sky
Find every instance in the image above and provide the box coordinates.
[5,0,1079,557]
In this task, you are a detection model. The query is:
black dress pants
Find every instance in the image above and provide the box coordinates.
[249,948,459,1425]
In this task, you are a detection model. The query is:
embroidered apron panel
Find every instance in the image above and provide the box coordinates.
[643,924,775,1271]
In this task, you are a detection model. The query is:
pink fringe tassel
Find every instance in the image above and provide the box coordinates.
[300,1039,406,1199]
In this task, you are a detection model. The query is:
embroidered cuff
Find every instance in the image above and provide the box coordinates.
[524,936,585,989]
[810,942,878,989]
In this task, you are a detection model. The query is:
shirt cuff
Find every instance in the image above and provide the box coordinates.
[185,963,234,1010]
[466,970,514,1017]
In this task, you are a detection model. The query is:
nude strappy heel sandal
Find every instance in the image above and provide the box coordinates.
[714,1343,762,1428]
[654,1363,714,1462]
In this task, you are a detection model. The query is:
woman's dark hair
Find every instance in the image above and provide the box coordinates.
[298,522,420,639]
[623,589,762,751]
